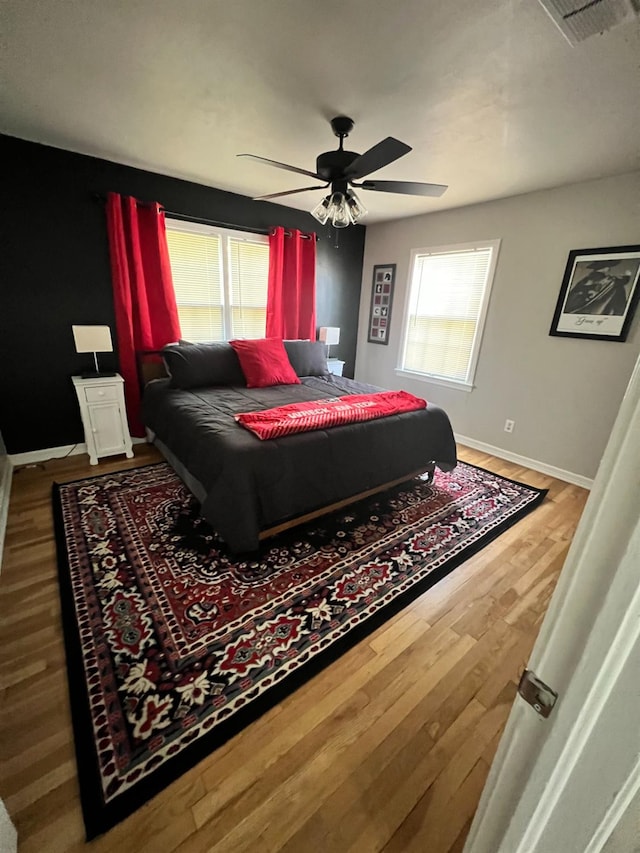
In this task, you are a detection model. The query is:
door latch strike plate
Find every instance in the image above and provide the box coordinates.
[518,669,558,719]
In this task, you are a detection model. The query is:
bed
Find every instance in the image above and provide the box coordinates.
[141,340,457,552]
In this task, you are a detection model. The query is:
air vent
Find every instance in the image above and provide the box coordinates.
[538,0,640,44]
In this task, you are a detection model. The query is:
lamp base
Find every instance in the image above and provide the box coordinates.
[80,371,117,379]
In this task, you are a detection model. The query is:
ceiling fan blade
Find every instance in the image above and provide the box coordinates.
[355,179,448,197]
[253,184,329,201]
[238,153,323,181]
[343,137,412,180]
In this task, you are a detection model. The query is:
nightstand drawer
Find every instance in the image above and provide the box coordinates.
[84,385,120,404]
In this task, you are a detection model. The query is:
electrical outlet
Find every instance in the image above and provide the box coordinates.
[504,419,515,433]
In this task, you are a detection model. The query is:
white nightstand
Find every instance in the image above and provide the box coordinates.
[327,359,345,377]
[72,374,134,465]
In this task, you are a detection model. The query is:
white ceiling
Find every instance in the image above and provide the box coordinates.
[2,0,639,223]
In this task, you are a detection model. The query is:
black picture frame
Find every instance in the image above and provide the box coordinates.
[367,264,396,345]
[549,245,640,342]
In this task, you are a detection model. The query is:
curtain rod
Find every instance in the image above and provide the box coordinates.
[162,210,270,236]
[161,211,316,240]
[92,193,315,239]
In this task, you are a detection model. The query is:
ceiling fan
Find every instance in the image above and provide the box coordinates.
[238,116,447,228]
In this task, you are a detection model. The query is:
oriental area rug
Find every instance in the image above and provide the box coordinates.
[53,461,546,838]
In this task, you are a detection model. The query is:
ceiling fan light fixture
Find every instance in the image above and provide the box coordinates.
[346,189,367,224]
[311,189,365,228]
[310,195,331,225]
[328,192,351,229]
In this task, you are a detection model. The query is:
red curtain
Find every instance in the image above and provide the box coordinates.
[106,193,181,436]
[266,227,316,340]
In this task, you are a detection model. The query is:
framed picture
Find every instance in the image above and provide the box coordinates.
[368,264,396,345]
[549,245,640,342]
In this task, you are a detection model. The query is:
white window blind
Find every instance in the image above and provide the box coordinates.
[228,237,270,339]
[165,219,269,342]
[400,241,499,386]
[165,228,224,342]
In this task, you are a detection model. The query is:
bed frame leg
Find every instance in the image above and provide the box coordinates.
[424,462,436,484]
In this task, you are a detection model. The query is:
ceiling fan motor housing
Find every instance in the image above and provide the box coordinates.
[316,150,359,182]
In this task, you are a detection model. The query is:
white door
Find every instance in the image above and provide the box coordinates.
[465,356,640,853]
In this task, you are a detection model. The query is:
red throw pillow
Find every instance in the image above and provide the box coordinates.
[229,338,301,388]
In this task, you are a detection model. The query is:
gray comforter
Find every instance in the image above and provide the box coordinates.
[142,375,457,552]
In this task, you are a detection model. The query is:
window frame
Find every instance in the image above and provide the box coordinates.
[395,239,501,392]
[165,217,269,342]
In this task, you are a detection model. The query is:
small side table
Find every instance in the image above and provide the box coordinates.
[327,359,345,377]
[72,374,134,465]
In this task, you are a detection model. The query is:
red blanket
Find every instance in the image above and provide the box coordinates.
[235,390,427,440]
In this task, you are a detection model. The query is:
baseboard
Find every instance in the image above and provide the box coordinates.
[455,433,594,490]
[9,437,148,467]
[0,798,17,853]
[0,456,12,573]
[9,443,88,466]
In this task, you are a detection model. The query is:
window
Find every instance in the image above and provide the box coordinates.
[398,240,500,390]
[165,219,269,342]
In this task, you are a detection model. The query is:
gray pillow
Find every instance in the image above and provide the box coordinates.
[283,340,330,377]
[162,342,246,389]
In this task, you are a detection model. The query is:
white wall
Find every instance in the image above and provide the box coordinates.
[355,171,640,480]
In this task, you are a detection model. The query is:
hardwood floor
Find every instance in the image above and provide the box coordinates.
[0,445,589,852]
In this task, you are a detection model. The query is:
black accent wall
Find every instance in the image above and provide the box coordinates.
[0,135,365,454]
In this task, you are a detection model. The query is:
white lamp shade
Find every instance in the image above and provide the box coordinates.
[72,325,113,353]
[319,326,340,346]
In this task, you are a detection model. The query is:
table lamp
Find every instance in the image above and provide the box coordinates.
[72,325,116,378]
[319,326,340,358]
